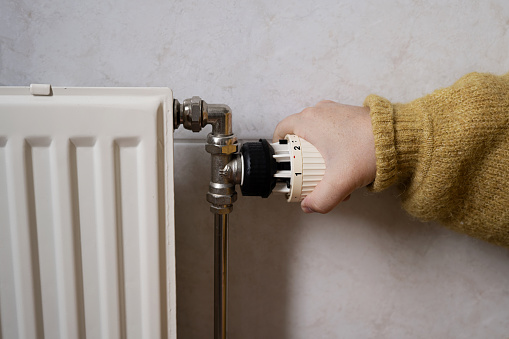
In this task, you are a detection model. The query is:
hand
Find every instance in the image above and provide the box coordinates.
[273,100,377,213]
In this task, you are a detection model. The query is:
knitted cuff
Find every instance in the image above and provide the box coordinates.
[364,95,398,191]
[364,94,423,192]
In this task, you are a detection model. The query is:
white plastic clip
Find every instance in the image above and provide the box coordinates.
[30,84,52,96]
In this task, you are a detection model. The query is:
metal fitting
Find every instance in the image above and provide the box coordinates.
[173,96,241,209]
[210,205,233,214]
[173,99,182,130]
[183,96,207,132]
[174,96,208,132]
[205,143,238,155]
[207,191,238,206]
[220,155,243,185]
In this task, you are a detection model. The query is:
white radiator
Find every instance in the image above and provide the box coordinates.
[0,85,177,338]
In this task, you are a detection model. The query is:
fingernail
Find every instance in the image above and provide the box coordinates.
[302,206,315,213]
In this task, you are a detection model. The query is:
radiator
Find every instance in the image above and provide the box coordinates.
[0,85,177,338]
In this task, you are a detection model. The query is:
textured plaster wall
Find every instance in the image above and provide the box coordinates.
[2,0,509,338]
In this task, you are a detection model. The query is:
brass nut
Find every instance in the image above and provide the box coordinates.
[205,143,238,155]
[220,144,238,154]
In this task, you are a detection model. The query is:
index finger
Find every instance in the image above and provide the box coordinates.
[272,113,301,142]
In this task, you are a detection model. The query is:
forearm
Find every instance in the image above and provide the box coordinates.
[365,72,509,247]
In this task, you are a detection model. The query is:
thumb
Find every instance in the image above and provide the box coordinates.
[300,171,352,214]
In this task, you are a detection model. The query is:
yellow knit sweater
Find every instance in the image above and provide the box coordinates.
[364,72,509,247]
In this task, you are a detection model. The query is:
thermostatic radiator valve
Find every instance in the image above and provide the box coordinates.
[174,97,326,339]
[239,134,326,202]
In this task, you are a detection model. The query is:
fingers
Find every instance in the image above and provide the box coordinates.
[272,113,302,142]
[300,171,353,214]
[273,101,338,142]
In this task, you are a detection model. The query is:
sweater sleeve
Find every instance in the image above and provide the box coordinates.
[364,72,509,247]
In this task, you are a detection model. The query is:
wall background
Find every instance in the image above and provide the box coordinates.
[2,0,509,338]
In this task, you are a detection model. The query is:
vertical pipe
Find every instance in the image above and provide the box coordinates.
[214,213,228,339]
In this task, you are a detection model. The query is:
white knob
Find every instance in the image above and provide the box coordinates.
[271,134,326,202]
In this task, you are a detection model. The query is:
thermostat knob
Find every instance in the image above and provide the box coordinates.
[239,135,325,202]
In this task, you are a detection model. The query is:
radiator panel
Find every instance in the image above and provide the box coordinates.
[0,87,176,339]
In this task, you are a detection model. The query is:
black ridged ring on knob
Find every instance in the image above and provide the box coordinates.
[240,139,277,198]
